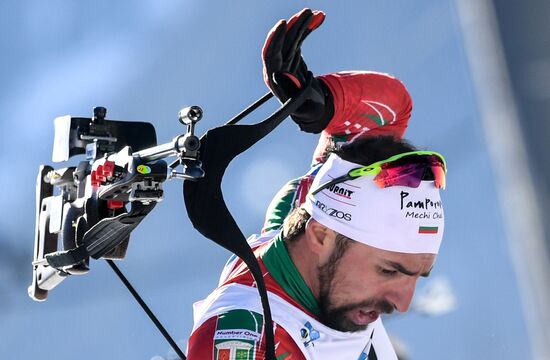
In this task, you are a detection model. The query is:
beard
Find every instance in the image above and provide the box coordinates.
[318,285,394,332]
[317,237,394,332]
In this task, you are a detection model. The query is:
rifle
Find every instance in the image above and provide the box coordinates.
[27,88,313,360]
[29,105,205,301]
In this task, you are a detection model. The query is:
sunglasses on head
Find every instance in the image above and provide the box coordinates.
[311,151,447,195]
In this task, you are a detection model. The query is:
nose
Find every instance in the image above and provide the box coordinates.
[387,277,417,313]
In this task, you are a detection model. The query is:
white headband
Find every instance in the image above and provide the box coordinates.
[303,154,445,254]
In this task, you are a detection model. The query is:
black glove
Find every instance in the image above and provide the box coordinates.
[262,9,334,133]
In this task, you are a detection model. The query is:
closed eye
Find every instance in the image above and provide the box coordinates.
[382,260,433,278]
[379,267,398,277]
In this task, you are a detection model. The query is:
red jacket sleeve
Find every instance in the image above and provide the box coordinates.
[187,311,306,360]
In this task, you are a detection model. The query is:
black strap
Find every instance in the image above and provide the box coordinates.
[45,245,89,269]
[183,79,312,360]
[368,346,378,360]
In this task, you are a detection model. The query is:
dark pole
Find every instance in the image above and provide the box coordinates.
[106,260,187,360]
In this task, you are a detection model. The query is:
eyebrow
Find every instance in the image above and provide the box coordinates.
[384,260,433,278]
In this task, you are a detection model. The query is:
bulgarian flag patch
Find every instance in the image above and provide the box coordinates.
[418,226,438,234]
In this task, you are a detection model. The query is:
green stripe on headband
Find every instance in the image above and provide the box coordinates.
[348,151,447,178]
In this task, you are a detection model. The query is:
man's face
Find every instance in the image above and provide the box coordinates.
[317,235,436,332]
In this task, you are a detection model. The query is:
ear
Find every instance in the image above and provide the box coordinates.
[304,218,337,264]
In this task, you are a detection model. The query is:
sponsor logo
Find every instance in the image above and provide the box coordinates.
[405,211,444,220]
[300,321,320,348]
[326,184,354,199]
[315,200,352,221]
[360,100,397,126]
[137,165,151,174]
[214,329,261,342]
[213,310,261,360]
[400,191,442,210]
[215,340,254,360]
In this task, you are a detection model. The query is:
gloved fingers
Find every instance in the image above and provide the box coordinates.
[262,19,287,85]
[282,11,313,68]
[286,8,311,31]
[288,48,302,75]
[283,9,325,75]
[263,20,286,66]
[282,22,312,77]
[263,9,325,69]
[308,10,326,30]
[262,19,286,60]
[286,9,325,32]
[286,10,325,55]
[262,8,328,110]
